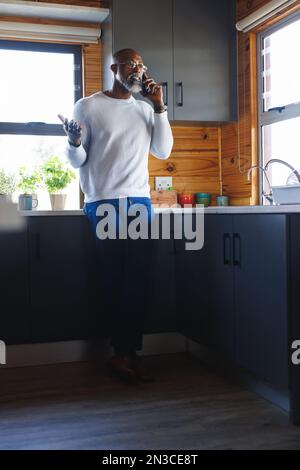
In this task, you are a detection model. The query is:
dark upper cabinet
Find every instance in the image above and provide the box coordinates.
[173,0,237,121]
[103,0,237,121]
[0,227,31,345]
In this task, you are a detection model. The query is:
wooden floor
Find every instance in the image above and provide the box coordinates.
[0,353,300,450]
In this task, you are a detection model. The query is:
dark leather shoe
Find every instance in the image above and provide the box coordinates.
[107,355,138,385]
[129,355,155,382]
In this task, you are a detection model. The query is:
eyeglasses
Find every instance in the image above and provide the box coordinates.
[117,60,148,72]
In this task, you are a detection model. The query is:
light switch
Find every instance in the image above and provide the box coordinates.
[155,176,173,190]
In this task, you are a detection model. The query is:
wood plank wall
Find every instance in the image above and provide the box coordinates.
[149,126,221,204]
[222,0,300,205]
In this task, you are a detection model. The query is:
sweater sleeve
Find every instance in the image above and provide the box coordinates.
[64,98,90,169]
[150,111,174,160]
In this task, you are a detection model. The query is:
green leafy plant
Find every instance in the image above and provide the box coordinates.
[0,168,17,195]
[17,166,42,194]
[41,156,75,194]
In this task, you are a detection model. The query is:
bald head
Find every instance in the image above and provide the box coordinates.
[113,48,142,64]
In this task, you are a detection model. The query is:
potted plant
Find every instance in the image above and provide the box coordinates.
[0,168,17,203]
[17,166,42,210]
[41,156,75,210]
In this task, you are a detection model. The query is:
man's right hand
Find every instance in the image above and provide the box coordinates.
[58,114,82,147]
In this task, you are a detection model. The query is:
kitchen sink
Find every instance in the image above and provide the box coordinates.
[271,184,300,205]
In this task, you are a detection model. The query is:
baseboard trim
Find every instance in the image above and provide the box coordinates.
[2,332,186,368]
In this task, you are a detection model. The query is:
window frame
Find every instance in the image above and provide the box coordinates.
[257,11,300,202]
[0,40,83,136]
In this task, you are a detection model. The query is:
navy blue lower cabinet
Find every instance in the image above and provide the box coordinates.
[145,215,177,334]
[205,215,235,360]
[174,216,210,343]
[28,216,92,343]
[234,215,288,390]
[0,226,31,345]
[176,213,289,391]
[175,214,235,360]
[288,215,300,425]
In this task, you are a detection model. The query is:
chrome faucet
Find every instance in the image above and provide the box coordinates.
[264,158,300,183]
[247,159,300,205]
[247,164,273,204]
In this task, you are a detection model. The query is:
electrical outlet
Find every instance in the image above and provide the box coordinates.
[155,176,173,190]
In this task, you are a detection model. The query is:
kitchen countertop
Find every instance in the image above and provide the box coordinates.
[18,204,300,216]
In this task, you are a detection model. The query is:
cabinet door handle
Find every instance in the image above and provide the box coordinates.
[223,233,231,265]
[161,82,168,106]
[177,82,183,107]
[233,233,241,266]
[35,233,41,261]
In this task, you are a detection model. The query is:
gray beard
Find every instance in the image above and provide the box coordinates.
[115,73,142,94]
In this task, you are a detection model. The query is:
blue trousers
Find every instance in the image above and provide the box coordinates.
[83,197,154,355]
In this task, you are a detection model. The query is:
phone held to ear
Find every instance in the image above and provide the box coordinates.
[142,73,149,95]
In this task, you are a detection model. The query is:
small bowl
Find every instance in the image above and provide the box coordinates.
[195,192,211,207]
[178,193,195,207]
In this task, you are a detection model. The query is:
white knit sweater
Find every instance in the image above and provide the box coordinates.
[65,91,174,202]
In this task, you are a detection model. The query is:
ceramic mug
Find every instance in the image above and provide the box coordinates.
[216,195,229,206]
[18,194,38,211]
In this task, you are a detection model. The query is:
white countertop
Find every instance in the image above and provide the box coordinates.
[18,204,300,216]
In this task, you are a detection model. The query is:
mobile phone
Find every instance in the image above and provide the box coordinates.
[142,73,149,95]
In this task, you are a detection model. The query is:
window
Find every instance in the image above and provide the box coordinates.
[258,12,300,201]
[0,40,82,209]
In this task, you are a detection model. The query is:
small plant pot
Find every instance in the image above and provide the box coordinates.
[49,194,67,211]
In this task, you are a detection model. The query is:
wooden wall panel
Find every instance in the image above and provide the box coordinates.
[83,43,102,96]
[237,0,272,21]
[221,31,256,206]
[149,126,221,205]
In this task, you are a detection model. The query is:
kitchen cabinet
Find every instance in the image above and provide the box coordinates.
[104,0,174,116]
[175,213,288,388]
[27,216,93,343]
[287,215,300,425]
[173,0,237,121]
[234,215,288,389]
[145,214,178,333]
[174,215,210,343]
[103,0,237,121]
[206,215,235,360]
[175,214,235,359]
[0,227,31,344]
